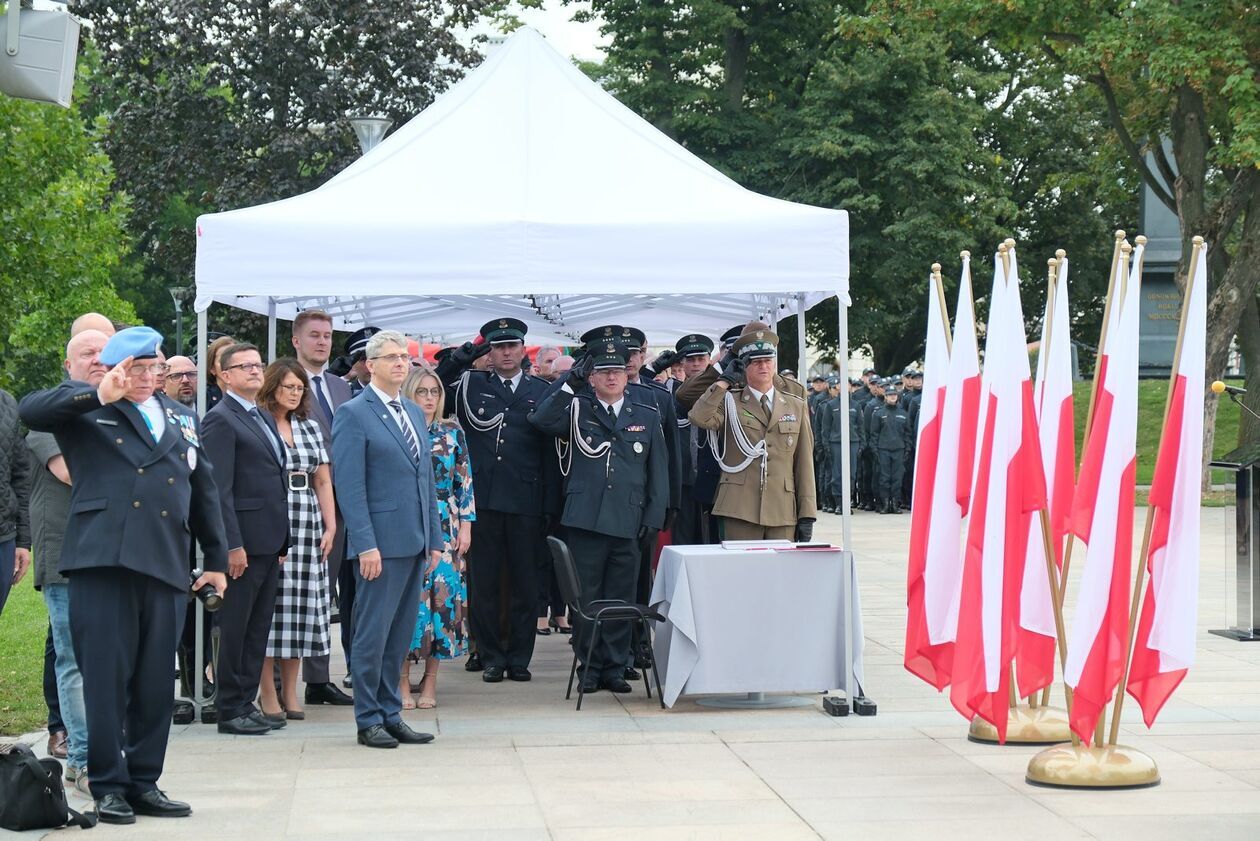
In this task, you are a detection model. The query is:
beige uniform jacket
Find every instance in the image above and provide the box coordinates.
[688,381,816,527]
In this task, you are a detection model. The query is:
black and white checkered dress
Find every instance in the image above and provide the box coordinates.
[266,417,332,659]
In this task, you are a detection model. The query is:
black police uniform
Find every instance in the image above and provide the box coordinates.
[19,382,227,801]
[870,397,912,512]
[529,359,668,685]
[443,319,554,675]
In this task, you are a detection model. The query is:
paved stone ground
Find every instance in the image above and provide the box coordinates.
[9,505,1260,840]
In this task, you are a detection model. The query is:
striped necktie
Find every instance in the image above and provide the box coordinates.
[389,400,421,464]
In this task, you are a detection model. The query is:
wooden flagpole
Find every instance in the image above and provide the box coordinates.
[931,263,954,356]
[1106,235,1199,745]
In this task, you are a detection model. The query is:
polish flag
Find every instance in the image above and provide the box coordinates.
[949,249,1048,740]
[1017,257,1076,696]
[1064,243,1144,744]
[906,271,953,687]
[1127,244,1207,725]
[906,258,981,689]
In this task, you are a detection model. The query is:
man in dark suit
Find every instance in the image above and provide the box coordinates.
[292,309,356,706]
[439,318,554,683]
[669,333,715,545]
[529,341,668,693]
[332,330,442,748]
[20,326,228,824]
[202,343,291,736]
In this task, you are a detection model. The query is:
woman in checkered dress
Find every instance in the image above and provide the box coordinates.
[257,359,336,720]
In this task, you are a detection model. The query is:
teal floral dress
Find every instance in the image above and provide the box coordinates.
[410,418,475,660]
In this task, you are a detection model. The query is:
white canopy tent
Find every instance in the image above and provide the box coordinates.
[192,29,860,655]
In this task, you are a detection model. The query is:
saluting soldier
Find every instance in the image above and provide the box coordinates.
[440,318,553,683]
[870,386,913,513]
[20,327,228,825]
[529,341,667,694]
[687,326,816,541]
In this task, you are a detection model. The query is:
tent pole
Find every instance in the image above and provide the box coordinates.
[796,294,807,378]
[267,298,277,362]
[193,306,208,722]
[837,291,855,705]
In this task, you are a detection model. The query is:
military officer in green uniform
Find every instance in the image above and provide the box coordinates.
[529,342,668,694]
[687,326,816,541]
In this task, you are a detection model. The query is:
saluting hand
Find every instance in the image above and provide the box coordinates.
[96,356,135,404]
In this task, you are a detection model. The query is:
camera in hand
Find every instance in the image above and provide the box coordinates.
[190,568,223,612]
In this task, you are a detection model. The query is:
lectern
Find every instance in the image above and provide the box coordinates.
[1210,443,1260,641]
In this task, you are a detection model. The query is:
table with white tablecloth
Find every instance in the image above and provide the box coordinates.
[649,545,865,708]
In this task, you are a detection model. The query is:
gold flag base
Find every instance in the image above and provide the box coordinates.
[967,707,1072,745]
[1026,743,1160,789]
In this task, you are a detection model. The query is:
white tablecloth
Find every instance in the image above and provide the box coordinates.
[649,545,865,708]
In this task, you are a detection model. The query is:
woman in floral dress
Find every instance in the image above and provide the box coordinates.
[400,365,475,709]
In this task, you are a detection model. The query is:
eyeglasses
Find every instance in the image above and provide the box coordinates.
[370,353,410,365]
[413,387,442,397]
[225,362,265,372]
[127,363,166,376]
[278,384,306,394]
[168,371,197,381]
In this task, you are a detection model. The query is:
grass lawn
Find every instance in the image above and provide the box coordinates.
[1072,378,1243,486]
[0,581,49,737]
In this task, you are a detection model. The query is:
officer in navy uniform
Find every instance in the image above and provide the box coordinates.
[870,385,912,513]
[670,333,715,545]
[440,318,553,682]
[858,376,885,510]
[20,327,228,825]
[529,342,667,694]
[808,375,830,510]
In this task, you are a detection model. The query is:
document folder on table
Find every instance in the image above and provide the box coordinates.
[720,540,794,550]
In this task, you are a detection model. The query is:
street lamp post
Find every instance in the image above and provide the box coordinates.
[169,286,190,355]
[348,115,393,156]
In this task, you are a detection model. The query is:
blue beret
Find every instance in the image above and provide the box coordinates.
[101,326,163,366]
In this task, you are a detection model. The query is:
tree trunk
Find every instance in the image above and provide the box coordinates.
[723,25,749,112]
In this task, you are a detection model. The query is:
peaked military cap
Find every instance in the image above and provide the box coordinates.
[618,326,647,348]
[101,326,163,366]
[586,340,630,370]
[480,317,528,344]
[345,326,381,357]
[579,324,623,345]
[676,333,715,358]
[732,326,779,360]
[719,325,744,349]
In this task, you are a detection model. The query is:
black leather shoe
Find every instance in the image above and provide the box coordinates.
[579,674,601,693]
[342,675,353,689]
[306,682,353,705]
[633,652,653,669]
[482,665,505,683]
[623,666,641,681]
[465,652,484,672]
[250,710,286,730]
[95,793,136,825]
[384,721,435,744]
[602,676,633,693]
[127,789,191,818]
[217,714,270,735]
[357,724,399,749]
[507,666,532,682]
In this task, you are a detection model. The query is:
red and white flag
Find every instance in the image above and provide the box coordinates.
[1064,243,1144,744]
[1017,256,1076,696]
[906,270,953,687]
[1127,244,1207,725]
[906,258,981,689]
[949,249,1048,740]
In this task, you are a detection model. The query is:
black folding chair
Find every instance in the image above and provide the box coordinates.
[546,535,665,710]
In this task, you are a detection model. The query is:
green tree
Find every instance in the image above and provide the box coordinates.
[848,0,1260,477]
[0,91,137,395]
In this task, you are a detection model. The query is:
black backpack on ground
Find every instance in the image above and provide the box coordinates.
[0,742,96,830]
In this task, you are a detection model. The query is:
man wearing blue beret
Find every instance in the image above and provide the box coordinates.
[20,326,229,825]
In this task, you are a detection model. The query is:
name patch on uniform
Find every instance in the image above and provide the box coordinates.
[780,414,798,422]
[625,424,646,432]
[94,418,118,426]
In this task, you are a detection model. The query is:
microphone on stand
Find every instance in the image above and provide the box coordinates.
[1211,380,1247,397]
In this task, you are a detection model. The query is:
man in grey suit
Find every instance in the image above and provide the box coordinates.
[291,309,356,706]
[332,330,443,749]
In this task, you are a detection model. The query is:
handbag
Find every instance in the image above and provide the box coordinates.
[0,743,96,830]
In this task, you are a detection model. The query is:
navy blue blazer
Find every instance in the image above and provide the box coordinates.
[331,387,443,559]
[201,395,291,557]
[18,382,228,591]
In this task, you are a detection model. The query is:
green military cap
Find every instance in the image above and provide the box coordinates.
[579,325,622,345]
[619,326,647,348]
[732,326,779,361]
[676,333,715,357]
[479,317,528,344]
[586,340,630,370]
